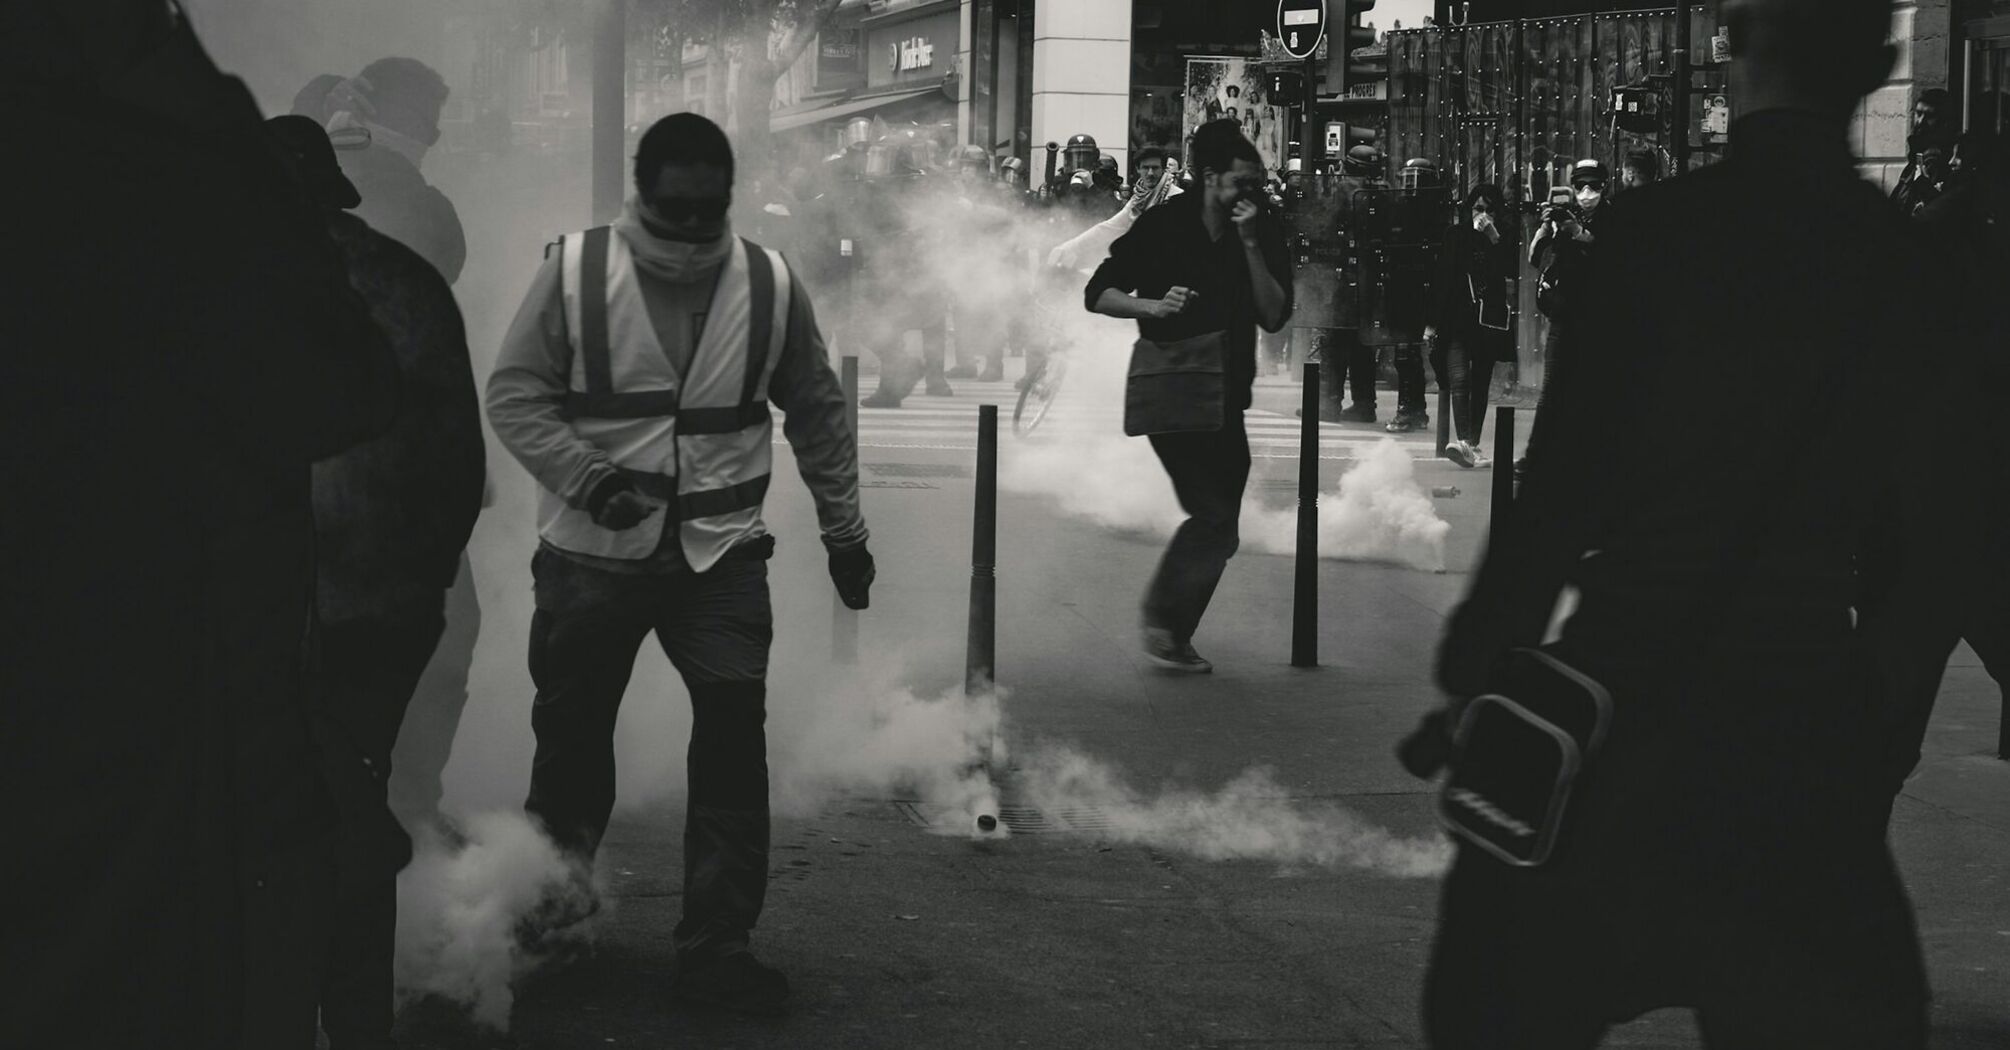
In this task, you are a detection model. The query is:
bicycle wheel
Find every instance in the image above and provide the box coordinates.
[1012,354,1068,436]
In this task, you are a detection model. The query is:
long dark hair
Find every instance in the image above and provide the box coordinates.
[1462,183,1505,223]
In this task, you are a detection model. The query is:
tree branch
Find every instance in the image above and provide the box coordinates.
[767,0,845,73]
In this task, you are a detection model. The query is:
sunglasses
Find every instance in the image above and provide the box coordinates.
[649,196,731,223]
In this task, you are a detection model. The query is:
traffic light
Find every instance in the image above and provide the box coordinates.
[1339,0,1384,99]
[1267,69,1305,107]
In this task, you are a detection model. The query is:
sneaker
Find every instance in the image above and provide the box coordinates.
[1385,411,1429,433]
[671,947,790,1016]
[860,391,903,409]
[1445,441,1476,469]
[1335,404,1377,423]
[1143,628,1214,674]
[924,381,955,397]
[1469,446,1493,469]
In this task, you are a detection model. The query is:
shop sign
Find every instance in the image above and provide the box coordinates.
[891,35,935,73]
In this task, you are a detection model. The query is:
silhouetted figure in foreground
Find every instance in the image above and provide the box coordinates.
[269,114,486,1050]
[1,6,399,1047]
[1421,1,1968,1045]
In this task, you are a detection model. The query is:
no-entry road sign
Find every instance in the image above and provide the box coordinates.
[1277,0,1327,60]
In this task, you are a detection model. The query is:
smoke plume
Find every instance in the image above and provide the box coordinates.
[1022,749,1451,878]
[999,311,1450,571]
[394,812,590,1031]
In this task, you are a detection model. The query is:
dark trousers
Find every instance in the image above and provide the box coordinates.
[865,299,950,401]
[1393,341,1448,418]
[1535,318,1566,420]
[1424,846,1927,1050]
[1425,640,1928,1050]
[388,553,480,832]
[1314,329,1380,415]
[1143,415,1251,642]
[523,546,774,960]
[314,611,447,1050]
[1397,327,1508,445]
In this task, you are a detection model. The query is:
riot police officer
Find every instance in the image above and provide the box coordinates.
[1296,143,1393,422]
[1387,157,1455,433]
[859,130,955,407]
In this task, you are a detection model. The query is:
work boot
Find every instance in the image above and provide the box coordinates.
[671,946,790,1016]
[1143,628,1213,674]
[514,863,603,951]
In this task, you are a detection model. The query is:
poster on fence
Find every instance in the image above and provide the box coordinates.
[1183,58,1286,172]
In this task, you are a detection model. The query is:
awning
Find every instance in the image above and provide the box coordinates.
[770,86,937,133]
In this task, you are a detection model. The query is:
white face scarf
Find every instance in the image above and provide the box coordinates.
[614,199,734,284]
[325,110,432,169]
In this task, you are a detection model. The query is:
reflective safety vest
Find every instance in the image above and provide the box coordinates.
[539,227,790,571]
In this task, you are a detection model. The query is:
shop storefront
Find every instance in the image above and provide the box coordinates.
[769,0,963,164]
[1961,6,2010,133]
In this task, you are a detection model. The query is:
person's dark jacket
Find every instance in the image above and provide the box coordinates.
[1084,190,1294,410]
[1,8,399,1047]
[340,143,467,285]
[1427,221,1517,334]
[313,212,486,624]
[1533,204,1597,318]
[1434,113,1971,987]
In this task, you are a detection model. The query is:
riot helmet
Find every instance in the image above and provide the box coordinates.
[1343,144,1385,178]
[998,155,1027,186]
[952,144,993,177]
[843,117,873,153]
[1568,158,1610,188]
[1397,157,1441,192]
[1062,133,1099,174]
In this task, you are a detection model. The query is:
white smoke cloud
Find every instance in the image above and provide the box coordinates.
[394,813,591,1031]
[768,665,1008,834]
[1021,749,1452,878]
[1000,309,1450,571]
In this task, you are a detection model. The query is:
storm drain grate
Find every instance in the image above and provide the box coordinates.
[891,800,1111,836]
[866,462,972,479]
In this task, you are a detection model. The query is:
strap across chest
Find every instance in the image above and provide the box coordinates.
[560,227,777,433]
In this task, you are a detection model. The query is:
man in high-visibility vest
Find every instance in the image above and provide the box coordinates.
[488,113,875,1016]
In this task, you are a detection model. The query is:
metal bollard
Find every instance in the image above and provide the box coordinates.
[1293,363,1319,669]
[834,356,860,665]
[1490,406,1516,548]
[967,404,998,695]
[1436,359,1453,460]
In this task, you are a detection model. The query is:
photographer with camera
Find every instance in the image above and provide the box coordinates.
[1525,159,1608,474]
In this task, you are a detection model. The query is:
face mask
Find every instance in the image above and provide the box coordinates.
[615,199,733,283]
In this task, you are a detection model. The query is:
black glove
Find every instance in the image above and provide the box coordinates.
[1397,708,1457,780]
[828,541,875,610]
[588,478,660,531]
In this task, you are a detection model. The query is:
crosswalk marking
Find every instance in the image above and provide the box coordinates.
[768,381,1447,460]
